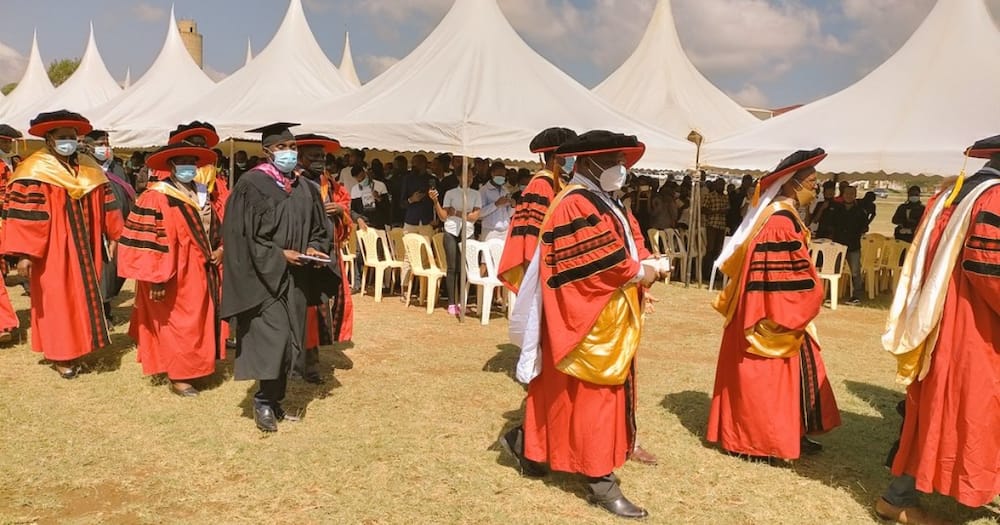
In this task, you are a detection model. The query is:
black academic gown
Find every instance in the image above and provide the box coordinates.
[101,159,134,304]
[221,169,334,381]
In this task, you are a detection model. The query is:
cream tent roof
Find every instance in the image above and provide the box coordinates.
[289,0,693,168]
[339,32,361,88]
[594,0,758,142]
[6,23,122,131]
[704,0,1000,175]
[0,32,55,125]
[96,8,214,142]
[112,0,353,147]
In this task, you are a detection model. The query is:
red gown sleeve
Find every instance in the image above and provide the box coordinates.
[960,190,1000,317]
[103,186,124,241]
[118,191,177,284]
[212,177,230,223]
[742,213,823,332]
[1,180,52,259]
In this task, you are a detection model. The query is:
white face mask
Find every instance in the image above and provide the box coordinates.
[593,159,627,192]
[93,146,111,162]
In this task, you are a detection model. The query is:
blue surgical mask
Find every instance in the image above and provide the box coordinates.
[492,176,506,186]
[563,156,577,173]
[908,196,920,203]
[272,150,298,173]
[174,165,198,183]
[53,139,78,157]
[93,146,111,162]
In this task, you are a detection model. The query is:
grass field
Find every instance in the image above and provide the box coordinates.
[0,270,997,525]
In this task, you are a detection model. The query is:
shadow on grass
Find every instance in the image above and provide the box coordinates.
[660,390,712,448]
[482,344,521,384]
[236,351,345,424]
[85,332,135,373]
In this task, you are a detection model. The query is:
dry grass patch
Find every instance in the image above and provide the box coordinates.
[0,279,997,524]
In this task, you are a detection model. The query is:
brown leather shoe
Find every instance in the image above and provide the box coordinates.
[629,445,658,466]
[874,498,951,525]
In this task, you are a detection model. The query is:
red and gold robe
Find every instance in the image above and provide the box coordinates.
[1,149,123,360]
[522,186,650,477]
[499,170,557,292]
[0,159,19,332]
[707,203,840,459]
[890,178,1000,507]
[305,173,354,346]
[118,181,223,380]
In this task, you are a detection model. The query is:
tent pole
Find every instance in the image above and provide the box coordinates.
[228,137,235,182]
[458,155,469,323]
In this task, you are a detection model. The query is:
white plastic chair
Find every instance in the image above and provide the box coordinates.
[463,239,505,325]
[486,238,515,316]
[402,233,446,314]
[811,241,848,310]
[647,229,668,257]
[665,228,688,281]
[358,229,404,303]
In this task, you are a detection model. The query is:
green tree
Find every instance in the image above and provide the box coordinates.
[1,83,16,95]
[47,58,81,87]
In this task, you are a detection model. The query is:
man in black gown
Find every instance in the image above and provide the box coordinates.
[221,123,334,432]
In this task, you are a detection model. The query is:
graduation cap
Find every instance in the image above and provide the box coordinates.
[752,148,826,206]
[28,109,92,138]
[555,129,645,168]
[245,122,299,147]
[295,133,341,154]
[0,124,23,140]
[965,134,1000,159]
[168,121,220,148]
[145,143,218,172]
[529,127,577,154]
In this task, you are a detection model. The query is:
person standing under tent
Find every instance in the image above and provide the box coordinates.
[503,131,669,519]
[877,136,1000,525]
[350,165,391,231]
[0,124,24,343]
[497,127,577,292]
[892,186,925,243]
[828,186,869,304]
[1,110,124,378]
[295,133,354,383]
[478,161,514,243]
[338,148,365,195]
[429,182,481,316]
[82,130,135,327]
[707,149,841,462]
[221,123,334,432]
[118,143,223,397]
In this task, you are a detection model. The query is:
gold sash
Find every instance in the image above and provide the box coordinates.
[557,283,642,386]
[148,181,199,209]
[194,165,217,192]
[10,149,108,200]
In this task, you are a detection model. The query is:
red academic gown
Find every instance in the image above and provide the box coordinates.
[1,150,123,361]
[0,160,20,332]
[305,174,354,347]
[498,170,557,292]
[118,183,223,380]
[522,188,650,477]
[706,209,841,459]
[891,183,1000,508]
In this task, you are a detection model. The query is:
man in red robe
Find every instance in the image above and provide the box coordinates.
[876,136,1000,525]
[294,133,353,384]
[0,123,24,343]
[707,149,841,462]
[498,127,576,292]
[118,144,223,397]
[504,131,668,519]
[1,110,124,378]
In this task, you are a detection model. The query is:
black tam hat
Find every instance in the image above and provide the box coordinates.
[0,124,23,140]
[28,109,92,138]
[169,121,220,147]
[965,135,1000,159]
[751,148,827,205]
[84,129,109,143]
[246,122,299,147]
[555,130,645,168]
[530,127,577,154]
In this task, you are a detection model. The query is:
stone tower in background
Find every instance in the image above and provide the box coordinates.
[177,19,204,69]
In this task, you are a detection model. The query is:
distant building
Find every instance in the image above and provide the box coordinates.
[177,19,203,69]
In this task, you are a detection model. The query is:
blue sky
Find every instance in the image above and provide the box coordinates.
[0,0,997,108]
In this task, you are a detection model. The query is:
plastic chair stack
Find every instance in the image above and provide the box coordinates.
[858,235,885,299]
[879,239,910,294]
[358,229,404,303]
[431,232,448,273]
[809,240,848,310]
[402,233,446,314]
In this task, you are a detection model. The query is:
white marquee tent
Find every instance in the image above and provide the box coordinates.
[288,0,693,167]
[95,8,214,141]
[6,23,122,132]
[244,39,253,67]
[594,0,759,142]
[0,32,55,124]
[703,0,1000,175]
[339,32,362,89]
[112,0,353,147]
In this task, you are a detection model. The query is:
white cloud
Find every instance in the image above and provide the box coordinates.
[361,55,400,79]
[131,2,167,22]
[0,40,26,86]
[728,84,769,108]
[839,0,934,57]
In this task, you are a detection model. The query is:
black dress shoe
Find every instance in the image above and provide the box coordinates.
[801,436,824,455]
[588,495,648,519]
[254,405,278,432]
[50,363,78,380]
[498,427,547,478]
